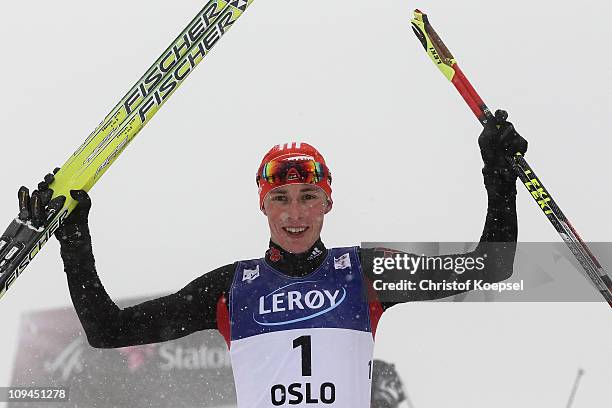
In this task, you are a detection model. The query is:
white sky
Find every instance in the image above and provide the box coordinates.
[0,0,610,407]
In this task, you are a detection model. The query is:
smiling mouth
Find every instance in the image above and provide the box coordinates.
[283,227,309,236]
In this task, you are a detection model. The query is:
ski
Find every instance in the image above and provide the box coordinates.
[0,0,254,301]
[410,9,612,307]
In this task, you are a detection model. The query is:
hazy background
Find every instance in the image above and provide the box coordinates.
[0,0,610,407]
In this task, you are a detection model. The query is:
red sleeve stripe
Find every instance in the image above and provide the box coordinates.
[216,293,231,349]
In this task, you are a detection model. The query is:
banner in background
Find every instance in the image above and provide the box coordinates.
[9,297,236,408]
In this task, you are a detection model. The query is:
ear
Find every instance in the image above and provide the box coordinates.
[261,205,267,216]
[324,200,333,214]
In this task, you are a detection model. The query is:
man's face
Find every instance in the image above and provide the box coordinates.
[263,184,331,254]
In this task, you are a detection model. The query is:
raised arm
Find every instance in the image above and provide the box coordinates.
[362,110,527,305]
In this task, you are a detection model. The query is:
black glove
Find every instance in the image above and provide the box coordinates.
[54,189,92,247]
[17,169,92,246]
[478,109,528,184]
[17,168,64,229]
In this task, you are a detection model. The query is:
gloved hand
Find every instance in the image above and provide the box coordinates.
[54,189,92,246]
[17,168,64,229]
[478,109,528,183]
[17,169,92,246]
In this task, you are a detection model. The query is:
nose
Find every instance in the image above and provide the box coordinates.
[286,199,303,220]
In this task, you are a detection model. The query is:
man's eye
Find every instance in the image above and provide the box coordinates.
[271,196,287,202]
[303,194,317,200]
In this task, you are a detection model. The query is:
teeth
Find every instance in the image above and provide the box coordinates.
[285,227,307,233]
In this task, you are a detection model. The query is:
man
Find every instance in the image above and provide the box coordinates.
[371,360,408,408]
[20,110,526,407]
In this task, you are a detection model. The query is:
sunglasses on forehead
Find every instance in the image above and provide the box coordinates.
[256,160,331,187]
